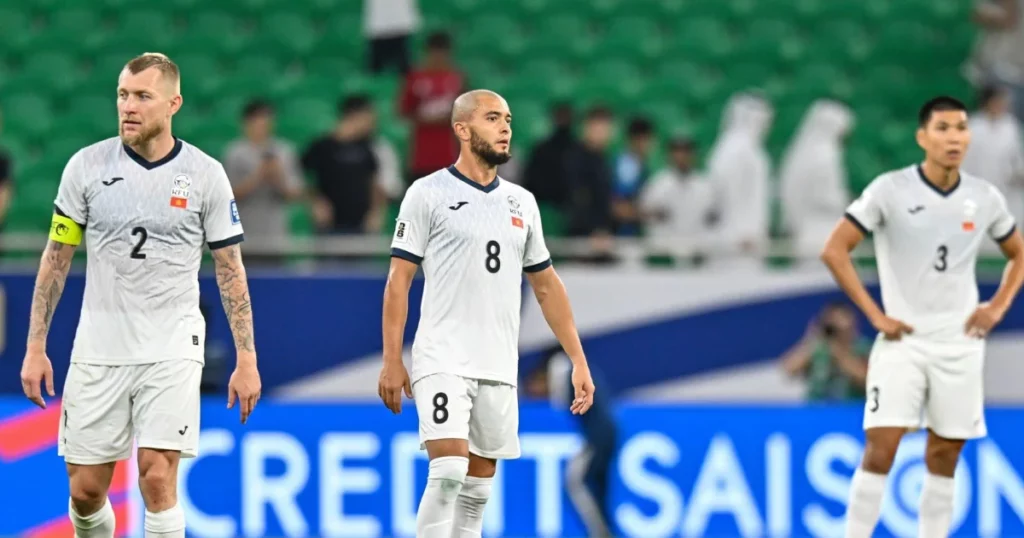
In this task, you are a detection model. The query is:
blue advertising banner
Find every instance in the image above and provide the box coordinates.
[1,399,1023,537]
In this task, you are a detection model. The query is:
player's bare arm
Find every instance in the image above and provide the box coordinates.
[21,237,77,408]
[379,257,415,414]
[525,265,595,415]
[966,229,1024,337]
[212,243,261,423]
[820,218,913,340]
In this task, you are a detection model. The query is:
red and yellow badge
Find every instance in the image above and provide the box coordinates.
[170,196,188,209]
[511,216,523,228]
[963,199,977,232]
[962,221,975,232]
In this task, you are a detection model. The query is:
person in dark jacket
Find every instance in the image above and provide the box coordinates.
[522,102,577,209]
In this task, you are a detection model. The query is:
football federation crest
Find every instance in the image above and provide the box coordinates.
[963,199,977,232]
[170,174,191,209]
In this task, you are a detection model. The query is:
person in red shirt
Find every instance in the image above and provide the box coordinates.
[398,31,465,184]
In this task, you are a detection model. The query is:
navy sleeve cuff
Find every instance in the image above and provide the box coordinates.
[995,224,1017,244]
[844,212,869,236]
[208,233,244,250]
[54,204,86,229]
[523,258,553,273]
[391,248,423,264]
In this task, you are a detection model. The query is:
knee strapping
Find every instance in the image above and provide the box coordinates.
[426,456,468,499]
[456,476,492,517]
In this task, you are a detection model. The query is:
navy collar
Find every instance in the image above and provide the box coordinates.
[917,164,960,198]
[447,165,500,193]
[124,137,183,170]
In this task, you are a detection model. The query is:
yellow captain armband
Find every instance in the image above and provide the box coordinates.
[49,214,83,246]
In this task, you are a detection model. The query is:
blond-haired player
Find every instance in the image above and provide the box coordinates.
[19,52,262,538]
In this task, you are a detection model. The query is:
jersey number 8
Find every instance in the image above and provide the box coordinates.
[485,240,501,273]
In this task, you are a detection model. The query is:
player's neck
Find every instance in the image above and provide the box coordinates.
[452,156,497,186]
[128,133,177,163]
[920,160,960,191]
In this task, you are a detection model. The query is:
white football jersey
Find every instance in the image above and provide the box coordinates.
[391,167,552,386]
[845,165,1016,339]
[54,137,244,365]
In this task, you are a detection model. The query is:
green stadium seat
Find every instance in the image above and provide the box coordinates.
[320,14,364,56]
[305,55,360,79]
[0,8,39,56]
[277,98,336,144]
[668,18,733,64]
[66,95,116,141]
[7,51,84,95]
[183,11,250,56]
[596,17,665,63]
[114,9,180,51]
[41,9,110,55]
[254,12,318,56]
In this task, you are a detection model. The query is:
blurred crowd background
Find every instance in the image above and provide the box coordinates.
[0,0,1022,268]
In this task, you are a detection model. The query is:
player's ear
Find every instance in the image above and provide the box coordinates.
[452,121,470,142]
[168,94,183,117]
[915,126,927,151]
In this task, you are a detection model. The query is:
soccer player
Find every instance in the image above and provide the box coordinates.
[378,89,597,538]
[18,53,262,538]
[821,96,1024,537]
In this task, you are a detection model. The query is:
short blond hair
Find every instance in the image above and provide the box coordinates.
[124,52,180,93]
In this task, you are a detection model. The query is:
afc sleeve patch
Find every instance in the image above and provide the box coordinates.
[230,199,240,224]
[393,218,410,244]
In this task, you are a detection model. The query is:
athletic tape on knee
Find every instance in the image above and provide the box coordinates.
[428,456,469,484]
[459,476,493,500]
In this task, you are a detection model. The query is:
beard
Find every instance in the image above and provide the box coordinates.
[119,119,164,147]
[469,128,511,166]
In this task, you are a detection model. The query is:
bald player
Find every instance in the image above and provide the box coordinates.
[19,53,262,538]
[378,89,597,538]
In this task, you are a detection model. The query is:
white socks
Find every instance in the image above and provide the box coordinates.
[919,473,956,538]
[844,468,887,538]
[69,497,116,538]
[416,456,469,538]
[144,503,185,538]
[452,476,493,538]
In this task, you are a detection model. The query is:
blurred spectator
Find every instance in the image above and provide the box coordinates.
[524,348,618,538]
[398,31,464,183]
[967,0,1024,121]
[302,95,387,234]
[778,99,854,262]
[779,302,870,402]
[223,100,304,243]
[565,106,615,253]
[363,0,420,75]
[522,103,578,210]
[0,107,11,229]
[962,84,1024,228]
[706,92,774,266]
[373,135,405,202]
[638,136,715,261]
[611,117,655,236]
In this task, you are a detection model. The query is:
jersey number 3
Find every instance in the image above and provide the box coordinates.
[130,226,148,259]
[934,245,948,272]
[485,240,501,273]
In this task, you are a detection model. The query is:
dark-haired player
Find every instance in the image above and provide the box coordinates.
[821,96,1024,537]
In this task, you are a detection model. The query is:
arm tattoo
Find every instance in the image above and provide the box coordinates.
[212,244,255,353]
[27,240,74,347]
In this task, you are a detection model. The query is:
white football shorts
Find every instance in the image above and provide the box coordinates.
[862,333,986,439]
[58,360,202,465]
[413,373,521,459]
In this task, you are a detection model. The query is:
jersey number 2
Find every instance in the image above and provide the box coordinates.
[485,240,501,273]
[130,226,148,259]
[934,245,948,272]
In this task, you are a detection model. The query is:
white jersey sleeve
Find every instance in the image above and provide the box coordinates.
[987,185,1017,242]
[54,150,90,226]
[202,163,244,249]
[523,193,551,272]
[391,182,431,262]
[845,175,889,234]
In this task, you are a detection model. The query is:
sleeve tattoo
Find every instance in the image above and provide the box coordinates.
[212,244,256,353]
[27,240,74,346]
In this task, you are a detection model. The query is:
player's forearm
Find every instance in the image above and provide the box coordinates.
[820,248,886,323]
[992,253,1024,312]
[212,245,256,363]
[533,273,586,365]
[382,278,411,365]
[27,240,75,351]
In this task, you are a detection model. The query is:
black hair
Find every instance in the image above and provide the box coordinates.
[426,31,452,51]
[918,96,967,127]
[242,99,273,120]
[627,116,655,138]
[584,104,613,121]
[977,84,1006,109]
[338,94,373,116]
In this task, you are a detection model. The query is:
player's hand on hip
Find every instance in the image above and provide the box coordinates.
[20,350,55,409]
[965,301,1005,339]
[570,362,596,415]
[378,361,412,414]
[872,314,914,341]
[227,362,262,425]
